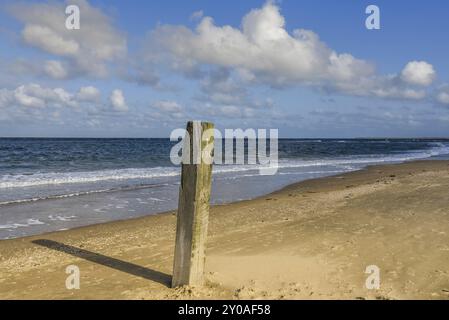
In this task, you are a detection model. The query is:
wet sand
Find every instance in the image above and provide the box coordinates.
[1,160,449,300]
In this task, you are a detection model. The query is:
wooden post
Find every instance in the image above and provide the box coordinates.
[172,121,214,287]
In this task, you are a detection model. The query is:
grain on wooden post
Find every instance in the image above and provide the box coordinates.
[172,121,214,287]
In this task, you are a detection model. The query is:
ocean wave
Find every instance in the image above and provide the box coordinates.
[48,215,77,221]
[0,183,170,205]
[0,143,448,191]
[0,167,180,189]
[0,218,44,230]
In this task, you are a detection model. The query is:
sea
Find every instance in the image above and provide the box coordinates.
[1,138,449,239]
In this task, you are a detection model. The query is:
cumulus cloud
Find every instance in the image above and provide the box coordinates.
[110,89,128,112]
[5,0,437,105]
[149,2,436,101]
[436,85,449,105]
[152,100,182,113]
[0,84,128,118]
[0,83,85,109]
[190,102,266,120]
[197,68,248,105]
[190,10,204,21]
[0,89,11,108]
[7,58,74,80]
[14,85,47,108]
[0,84,105,112]
[150,3,374,85]
[119,64,160,87]
[149,100,185,120]
[437,92,449,104]
[193,67,276,117]
[400,61,436,86]
[44,60,69,79]
[151,2,374,86]
[9,0,127,78]
[77,86,101,102]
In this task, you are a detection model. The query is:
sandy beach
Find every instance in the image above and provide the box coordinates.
[1,160,449,300]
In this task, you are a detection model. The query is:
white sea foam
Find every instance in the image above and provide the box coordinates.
[48,215,77,221]
[0,167,180,189]
[0,218,44,230]
[0,143,448,191]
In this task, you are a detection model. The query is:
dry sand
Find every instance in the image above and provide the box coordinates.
[1,160,449,300]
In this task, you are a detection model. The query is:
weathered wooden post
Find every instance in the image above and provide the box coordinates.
[172,121,214,287]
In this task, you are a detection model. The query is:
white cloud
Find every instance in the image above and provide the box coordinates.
[0,84,103,110]
[191,102,263,119]
[190,10,204,21]
[373,87,426,100]
[23,24,80,56]
[151,3,373,86]
[152,100,182,113]
[7,58,72,80]
[14,85,46,108]
[44,60,69,79]
[194,68,275,114]
[149,2,436,101]
[77,86,100,102]
[110,89,128,112]
[436,85,449,105]
[0,89,12,108]
[120,65,160,87]
[197,68,248,105]
[148,100,185,120]
[219,105,242,117]
[16,84,78,108]
[437,92,449,104]
[9,0,127,77]
[400,61,436,86]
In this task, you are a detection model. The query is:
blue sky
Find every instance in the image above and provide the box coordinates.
[0,0,449,138]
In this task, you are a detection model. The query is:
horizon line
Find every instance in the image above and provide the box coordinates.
[1,136,449,140]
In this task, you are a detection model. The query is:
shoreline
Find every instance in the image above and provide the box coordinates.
[0,158,437,241]
[0,168,347,241]
[1,160,449,299]
[2,137,449,241]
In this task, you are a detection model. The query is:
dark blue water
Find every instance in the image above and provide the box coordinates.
[1,138,449,239]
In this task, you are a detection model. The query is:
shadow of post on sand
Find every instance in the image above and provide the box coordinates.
[32,239,172,287]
